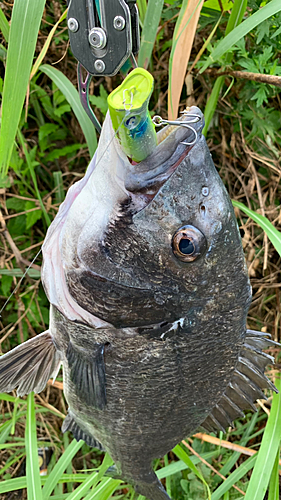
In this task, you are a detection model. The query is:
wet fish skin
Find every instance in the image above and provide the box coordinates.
[0,107,278,500]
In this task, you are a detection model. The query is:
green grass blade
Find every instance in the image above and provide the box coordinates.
[0,268,41,278]
[42,439,84,499]
[17,129,51,226]
[62,431,74,493]
[66,453,116,500]
[233,201,281,256]
[244,376,281,500]
[25,393,43,500]
[136,0,147,25]
[66,472,100,500]
[0,0,46,175]
[157,449,223,480]
[40,64,97,158]
[212,455,257,500]
[203,75,224,135]
[0,393,26,403]
[85,477,121,500]
[268,448,279,500]
[0,421,13,443]
[164,455,171,498]
[30,9,67,80]
[138,0,164,69]
[0,43,7,60]
[201,0,281,72]
[0,7,10,42]
[217,410,259,482]
[0,473,110,494]
[225,0,247,36]
[53,171,65,204]
[173,444,211,500]
[203,0,247,134]
[0,453,25,476]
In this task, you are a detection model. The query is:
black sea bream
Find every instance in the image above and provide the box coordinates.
[0,107,277,500]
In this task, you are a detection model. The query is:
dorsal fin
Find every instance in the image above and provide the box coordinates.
[201,330,278,433]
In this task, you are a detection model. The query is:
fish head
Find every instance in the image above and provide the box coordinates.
[42,106,251,331]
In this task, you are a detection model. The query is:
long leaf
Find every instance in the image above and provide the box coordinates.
[212,455,257,500]
[42,439,84,499]
[0,7,10,42]
[30,9,67,80]
[136,0,147,25]
[25,393,43,500]
[85,477,121,500]
[138,0,164,69]
[17,129,51,226]
[173,444,211,500]
[268,449,279,500]
[244,375,281,500]
[0,473,108,494]
[40,64,97,158]
[233,201,281,257]
[0,268,41,278]
[66,453,116,500]
[0,0,46,175]
[168,0,204,119]
[203,0,247,134]
[201,0,281,72]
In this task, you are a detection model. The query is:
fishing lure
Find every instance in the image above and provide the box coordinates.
[108,67,157,162]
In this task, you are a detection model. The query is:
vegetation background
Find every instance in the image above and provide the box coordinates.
[0,0,281,499]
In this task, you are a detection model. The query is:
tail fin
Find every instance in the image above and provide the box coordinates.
[0,331,60,397]
[134,471,172,500]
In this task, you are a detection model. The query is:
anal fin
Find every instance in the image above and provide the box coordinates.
[202,330,278,433]
[0,331,60,397]
[66,341,106,410]
[62,411,104,450]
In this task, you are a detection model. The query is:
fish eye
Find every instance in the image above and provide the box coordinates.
[172,225,207,262]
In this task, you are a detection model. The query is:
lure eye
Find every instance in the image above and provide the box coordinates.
[172,225,207,262]
[125,115,140,130]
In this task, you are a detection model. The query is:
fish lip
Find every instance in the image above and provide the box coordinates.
[125,106,205,193]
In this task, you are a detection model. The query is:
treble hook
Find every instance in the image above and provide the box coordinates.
[152,113,201,146]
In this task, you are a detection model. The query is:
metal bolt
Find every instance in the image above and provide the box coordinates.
[94,60,106,73]
[68,18,79,33]
[202,187,209,197]
[88,28,107,49]
[113,16,125,31]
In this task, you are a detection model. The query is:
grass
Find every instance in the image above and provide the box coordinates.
[0,0,281,498]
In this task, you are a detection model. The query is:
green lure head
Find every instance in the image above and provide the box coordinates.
[107,68,157,163]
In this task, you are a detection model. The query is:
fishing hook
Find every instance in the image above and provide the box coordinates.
[152,113,201,146]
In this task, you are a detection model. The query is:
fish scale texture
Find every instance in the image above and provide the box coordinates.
[0,108,278,500]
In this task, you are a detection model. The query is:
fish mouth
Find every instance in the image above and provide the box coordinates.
[125,106,204,194]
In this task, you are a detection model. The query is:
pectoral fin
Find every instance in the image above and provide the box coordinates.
[202,330,278,433]
[0,331,60,397]
[66,341,106,410]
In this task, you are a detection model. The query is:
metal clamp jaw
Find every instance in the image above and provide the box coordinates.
[67,0,140,76]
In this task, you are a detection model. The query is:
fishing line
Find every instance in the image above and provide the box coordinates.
[0,93,134,317]
[0,247,42,317]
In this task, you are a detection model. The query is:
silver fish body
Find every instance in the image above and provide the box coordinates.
[0,107,277,500]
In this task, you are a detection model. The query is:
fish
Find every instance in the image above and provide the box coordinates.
[0,106,278,500]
